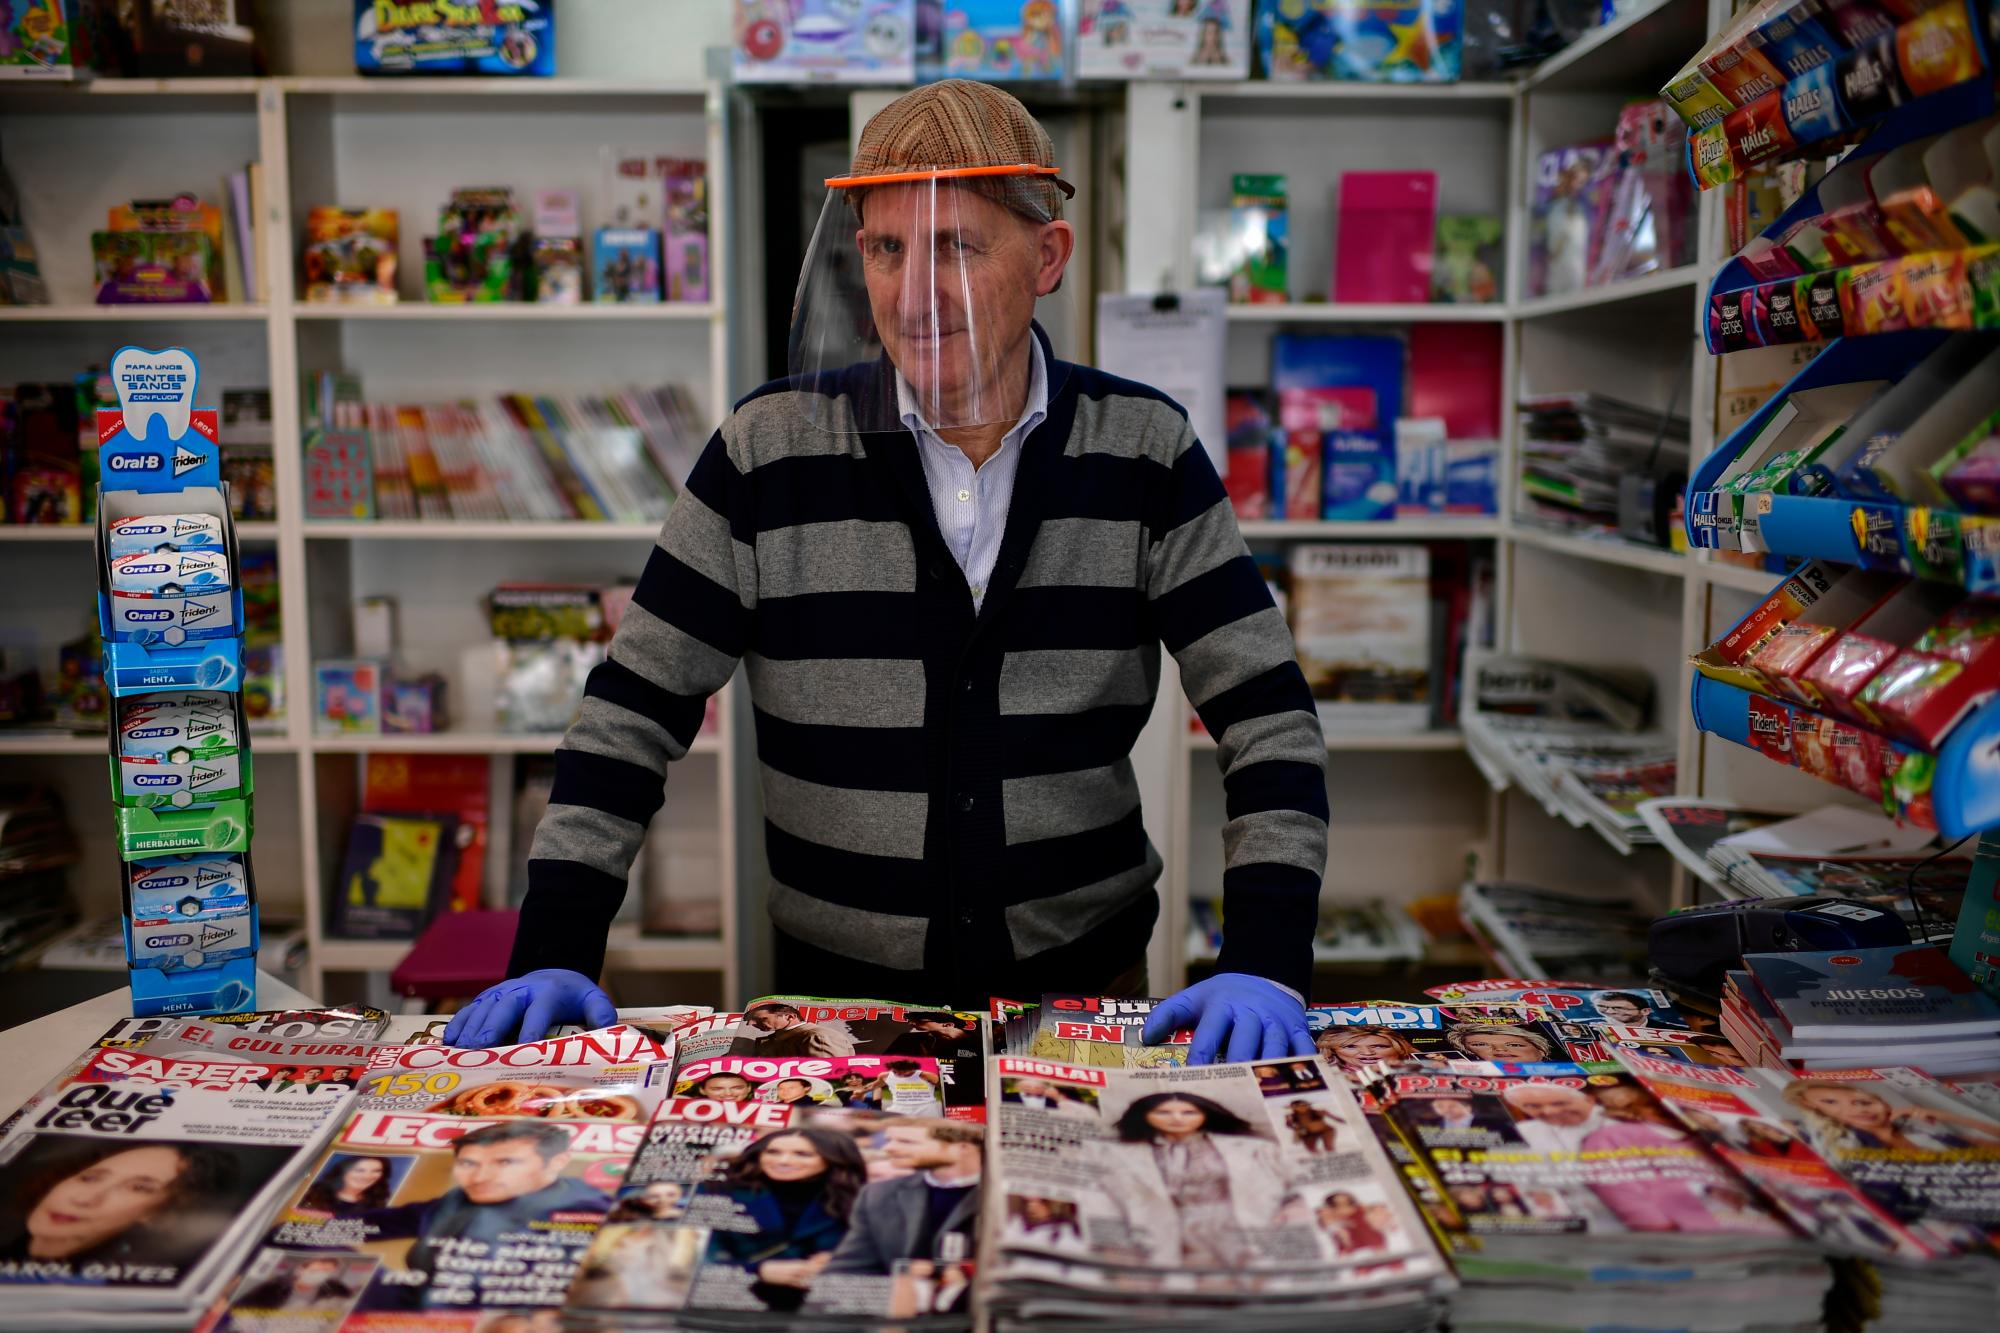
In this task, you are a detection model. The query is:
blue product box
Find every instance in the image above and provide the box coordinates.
[104,638,243,696]
[1258,0,1460,82]
[1271,332,1404,433]
[355,0,557,76]
[129,854,252,919]
[1444,441,1498,513]
[128,955,258,1018]
[126,907,258,973]
[593,228,661,303]
[1323,430,1396,520]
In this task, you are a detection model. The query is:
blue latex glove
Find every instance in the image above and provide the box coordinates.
[1140,973,1315,1065]
[442,969,617,1048]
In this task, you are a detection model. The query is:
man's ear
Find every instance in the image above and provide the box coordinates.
[1036,220,1076,299]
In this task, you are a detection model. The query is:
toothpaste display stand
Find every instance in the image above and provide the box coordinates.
[95,347,259,1017]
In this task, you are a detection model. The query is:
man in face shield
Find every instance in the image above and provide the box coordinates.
[447,81,1328,1066]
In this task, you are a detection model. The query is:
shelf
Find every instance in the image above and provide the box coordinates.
[1197,81,1516,102]
[0,76,261,98]
[309,731,722,756]
[303,521,662,541]
[1241,516,1500,539]
[315,925,726,975]
[0,521,277,541]
[1522,0,1709,94]
[0,304,269,323]
[292,302,719,323]
[1513,266,1702,320]
[1188,728,1465,752]
[0,732,297,756]
[278,76,710,99]
[1505,522,1686,576]
[1225,303,1509,324]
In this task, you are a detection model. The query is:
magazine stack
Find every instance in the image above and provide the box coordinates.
[1367,1054,1830,1331]
[1722,946,2000,1077]
[1612,1036,2000,1328]
[1459,652,1674,854]
[1456,881,1652,981]
[0,1022,368,1325]
[981,1053,1455,1328]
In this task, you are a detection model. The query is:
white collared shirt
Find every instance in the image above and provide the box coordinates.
[896,339,1048,611]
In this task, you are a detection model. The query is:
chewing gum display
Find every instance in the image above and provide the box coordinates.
[129,854,251,918]
[125,908,256,972]
[94,345,259,1016]
[106,512,225,557]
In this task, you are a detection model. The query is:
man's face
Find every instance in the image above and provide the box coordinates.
[1595,998,1646,1024]
[700,1074,752,1102]
[1508,1086,1592,1127]
[747,1008,797,1032]
[453,1137,566,1204]
[853,183,1069,421]
[917,1019,966,1038]
[883,1124,954,1172]
[1433,1098,1473,1120]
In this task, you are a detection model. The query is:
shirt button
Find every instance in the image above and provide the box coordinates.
[958,913,975,928]
[962,678,974,693]
[956,489,971,503]
[954,794,974,813]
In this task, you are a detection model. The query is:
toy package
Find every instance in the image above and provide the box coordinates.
[1529,142,1609,298]
[104,196,226,299]
[1228,173,1287,302]
[734,0,916,83]
[944,0,1069,80]
[593,227,661,303]
[0,0,74,78]
[1257,0,1461,81]
[490,584,605,733]
[660,160,710,303]
[314,658,384,735]
[425,187,522,303]
[91,230,214,304]
[1432,214,1502,303]
[531,188,582,305]
[302,207,399,305]
[1335,170,1436,304]
[1077,0,1250,79]
[354,0,555,76]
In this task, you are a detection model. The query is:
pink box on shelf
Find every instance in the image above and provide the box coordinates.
[1335,171,1439,305]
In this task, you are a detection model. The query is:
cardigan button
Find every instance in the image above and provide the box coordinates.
[954,794,974,813]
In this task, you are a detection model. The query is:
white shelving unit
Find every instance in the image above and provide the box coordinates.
[0,68,741,1007]
[1119,0,1839,987]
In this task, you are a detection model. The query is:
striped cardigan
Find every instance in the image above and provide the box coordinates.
[511,326,1330,1002]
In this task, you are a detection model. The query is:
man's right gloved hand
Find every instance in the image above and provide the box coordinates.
[442,969,617,1047]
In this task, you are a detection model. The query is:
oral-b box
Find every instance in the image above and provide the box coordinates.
[129,854,252,918]
[104,639,243,696]
[96,347,243,648]
[114,752,253,809]
[127,955,257,1018]
[117,799,251,860]
[126,908,257,973]
[106,513,226,558]
[117,692,238,758]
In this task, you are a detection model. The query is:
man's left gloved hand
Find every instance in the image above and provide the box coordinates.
[1141,972,1315,1065]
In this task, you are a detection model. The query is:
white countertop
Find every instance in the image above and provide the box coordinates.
[0,971,316,1111]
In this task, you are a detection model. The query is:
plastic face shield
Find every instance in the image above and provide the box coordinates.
[788,164,1072,434]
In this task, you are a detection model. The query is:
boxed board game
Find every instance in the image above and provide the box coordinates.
[354,0,556,76]
[1289,543,1432,731]
[734,0,916,83]
[944,0,1069,79]
[593,227,661,303]
[0,0,74,78]
[1256,0,1461,82]
[301,207,398,305]
[425,187,523,302]
[1077,0,1251,79]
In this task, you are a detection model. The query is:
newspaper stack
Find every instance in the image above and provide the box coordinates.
[1456,881,1652,981]
[1516,392,1689,538]
[1459,651,1672,854]
[1637,800,1969,945]
[982,1053,1455,1328]
[0,1022,371,1326]
[1370,1058,1830,1331]
[1614,1043,2000,1328]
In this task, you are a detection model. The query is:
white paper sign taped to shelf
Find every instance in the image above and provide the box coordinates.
[1094,289,1227,474]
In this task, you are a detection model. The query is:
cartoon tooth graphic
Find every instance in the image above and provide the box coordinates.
[111,346,199,444]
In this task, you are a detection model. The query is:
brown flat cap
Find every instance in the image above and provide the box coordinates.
[847,79,1075,221]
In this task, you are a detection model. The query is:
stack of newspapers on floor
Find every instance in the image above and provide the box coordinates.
[1459,651,1675,854]
[1638,799,1974,945]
